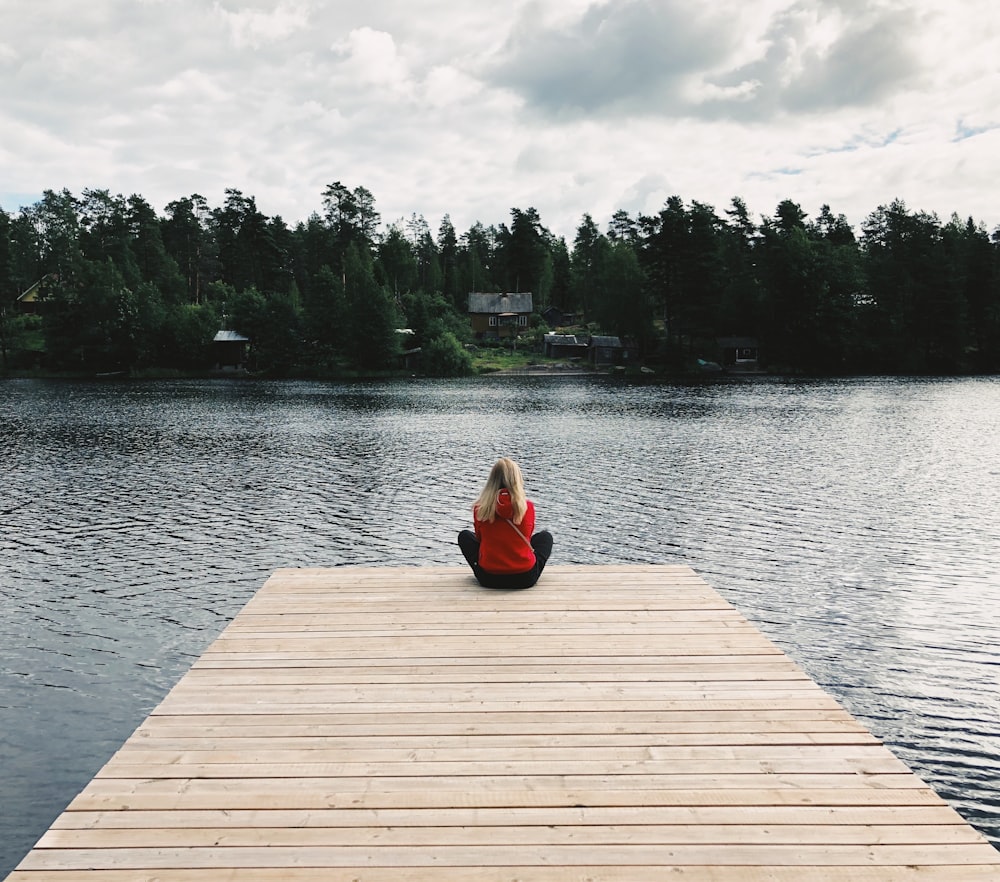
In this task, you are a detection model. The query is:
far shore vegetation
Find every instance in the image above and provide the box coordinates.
[2,184,999,379]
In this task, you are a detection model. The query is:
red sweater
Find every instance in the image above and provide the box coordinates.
[474,489,536,574]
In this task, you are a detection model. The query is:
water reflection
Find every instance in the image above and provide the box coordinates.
[1,375,999,873]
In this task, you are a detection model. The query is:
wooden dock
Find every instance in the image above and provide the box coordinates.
[9,564,1000,880]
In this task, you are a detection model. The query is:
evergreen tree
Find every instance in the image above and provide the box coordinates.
[127,195,186,303]
[861,200,957,372]
[42,258,138,372]
[78,189,139,289]
[608,209,638,245]
[292,213,336,303]
[342,244,400,371]
[213,189,283,294]
[28,189,84,283]
[415,224,443,295]
[808,205,863,372]
[718,197,761,339]
[757,199,822,370]
[501,207,549,299]
[438,215,462,310]
[378,224,419,296]
[302,264,347,370]
[570,214,606,321]
[458,222,497,296]
[264,216,296,297]
[604,240,653,352]
[682,201,725,347]
[548,236,572,317]
[163,194,215,304]
[0,207,12,303]
[638,196,687,347]
[950,217,1000,371]
[0,207,13,369]
[256,290,301,376]
[323,182,380,257]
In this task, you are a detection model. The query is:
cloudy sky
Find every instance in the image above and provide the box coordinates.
[1,0,997,240]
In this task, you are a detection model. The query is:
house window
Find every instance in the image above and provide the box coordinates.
[489,315,498,326]
[518,315,528,327]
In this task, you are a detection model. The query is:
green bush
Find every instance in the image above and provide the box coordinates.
[422,331,473,376]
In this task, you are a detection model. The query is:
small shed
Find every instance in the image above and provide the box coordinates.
[397,347,421,371]
[588,335,624,367]
[212,329,250,370]
[541,306,570,328]
[716,336,760,372]
[544,334,588,359]
[394,329,421,371]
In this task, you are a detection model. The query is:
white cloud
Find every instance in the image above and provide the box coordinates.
[684,78,762,106]
[331,27,413,96]
[424,65,482,108]
[154,69,230,102]
[215,1,309,49]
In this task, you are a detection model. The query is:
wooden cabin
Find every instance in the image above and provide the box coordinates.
[468,292,533,339]
[212,329,250,370]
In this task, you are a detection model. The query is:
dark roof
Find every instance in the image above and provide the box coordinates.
[589,336,622,348]
[467,292,533,314]
[544,334,581,345]
[213,330,250,343]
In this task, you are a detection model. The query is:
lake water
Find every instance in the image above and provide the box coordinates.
[2,375,999,873]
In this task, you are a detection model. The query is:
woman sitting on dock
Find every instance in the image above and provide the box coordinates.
[458,457,553,589]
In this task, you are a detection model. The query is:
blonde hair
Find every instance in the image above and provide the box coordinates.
[474,457,528,524]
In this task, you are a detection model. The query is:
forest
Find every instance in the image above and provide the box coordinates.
[1,183,999,377]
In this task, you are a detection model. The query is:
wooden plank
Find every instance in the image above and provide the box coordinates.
[126,726,878,746]
[217,625,762,638]
[134,709,886,729]
[77,772,932,793]
[149,700,846,716]
[36,823,988,848]
[12,564,999,880]
[100,745,912,776]
[17,842,1000,870]
[65,786,951,814]
[50,805,968,830]
[191,652,795,666]
[225,608,750,622]
[131,717,873,735]
[157,684,832,703]
[201,632,777,658]
[109,744,898,764]
[181,667,812,684]
[11,866,1000,882]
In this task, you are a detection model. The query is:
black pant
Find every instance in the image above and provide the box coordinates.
[458,529,553,589]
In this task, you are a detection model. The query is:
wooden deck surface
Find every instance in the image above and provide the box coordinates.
[9,564,1000,881]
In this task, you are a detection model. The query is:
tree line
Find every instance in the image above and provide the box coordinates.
[1,184,998,376]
